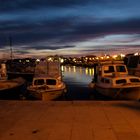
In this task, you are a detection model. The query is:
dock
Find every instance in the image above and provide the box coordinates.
[0,100,140,140]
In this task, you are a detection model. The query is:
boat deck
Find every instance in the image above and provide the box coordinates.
[0,100,140,140]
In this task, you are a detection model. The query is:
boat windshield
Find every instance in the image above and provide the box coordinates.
[116,66,126,72]
[46,79,56,85]
[104,66,115,73]
[34,79,45,85]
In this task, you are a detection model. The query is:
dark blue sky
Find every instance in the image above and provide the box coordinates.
[0,0,140,58]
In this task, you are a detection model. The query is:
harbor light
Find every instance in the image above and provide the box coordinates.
[120,54,125,58]
[36,59,40,62]
[26,59,30,63]
[112,55,117,59]
[134,52,139,56]
[106,56,110,59]
[60,58,64,63]
[48,57,53,61]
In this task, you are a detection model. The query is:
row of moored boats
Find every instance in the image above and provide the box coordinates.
[0,54,140,101]
[0,61,67,100]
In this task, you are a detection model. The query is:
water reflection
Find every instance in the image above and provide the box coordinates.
[60,65,95,100]
[59,65,109,101]
[62,65,94,76]
[85,67,94,76]
[61,65,94,87]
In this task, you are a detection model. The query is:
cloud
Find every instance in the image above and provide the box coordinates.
[0,0,140,56]
[80,45,140,54]
[0,17,140,50]
[22,45,76,50]
[1,0,139,14]
[14,50,31,54]
[0,0,93,12]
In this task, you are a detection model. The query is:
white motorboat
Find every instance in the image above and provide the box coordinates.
[27,61,67,101]
[89,61,140,100]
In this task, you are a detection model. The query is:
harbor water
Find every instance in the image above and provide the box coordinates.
[60,65,94,100]
[57,65,110,101]
[1,65,110,101]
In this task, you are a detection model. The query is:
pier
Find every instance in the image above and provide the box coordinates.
[0,100,140,140]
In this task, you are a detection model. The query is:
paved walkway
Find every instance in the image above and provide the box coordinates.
[0,100,140,140]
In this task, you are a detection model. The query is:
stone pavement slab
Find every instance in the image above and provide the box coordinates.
[0,100,139,140]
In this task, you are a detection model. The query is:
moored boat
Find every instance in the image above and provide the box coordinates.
[0,63,26,99]
[6,58,36,82]
[124,53,140,77]
[27,75,66,100]
[27,61,67,101]
[89,61,140,100]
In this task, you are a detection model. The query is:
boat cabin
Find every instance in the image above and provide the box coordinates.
[31,76,62,89]
[98,76,140,87]
[96,61,128,78]
[93,61,140,87]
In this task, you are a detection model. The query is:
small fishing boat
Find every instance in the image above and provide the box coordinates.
[0,63,26,99]
[89,61,140,100]
[27,61,67,101]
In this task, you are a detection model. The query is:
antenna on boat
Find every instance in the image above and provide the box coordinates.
[9,36,13,60]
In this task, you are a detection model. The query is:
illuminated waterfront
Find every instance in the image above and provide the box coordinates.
[61,65,94,85]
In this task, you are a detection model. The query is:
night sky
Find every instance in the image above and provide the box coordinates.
[0,0,140,58]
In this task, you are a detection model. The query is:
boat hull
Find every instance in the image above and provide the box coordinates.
[0,77,26,99]
[28,85,67,101]
[95,85,140,100]
[7,71,34,82]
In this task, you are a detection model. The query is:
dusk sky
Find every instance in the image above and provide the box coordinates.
[0,0,140,58]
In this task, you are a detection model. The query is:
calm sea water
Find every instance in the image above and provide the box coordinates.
[57,65,108,101]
